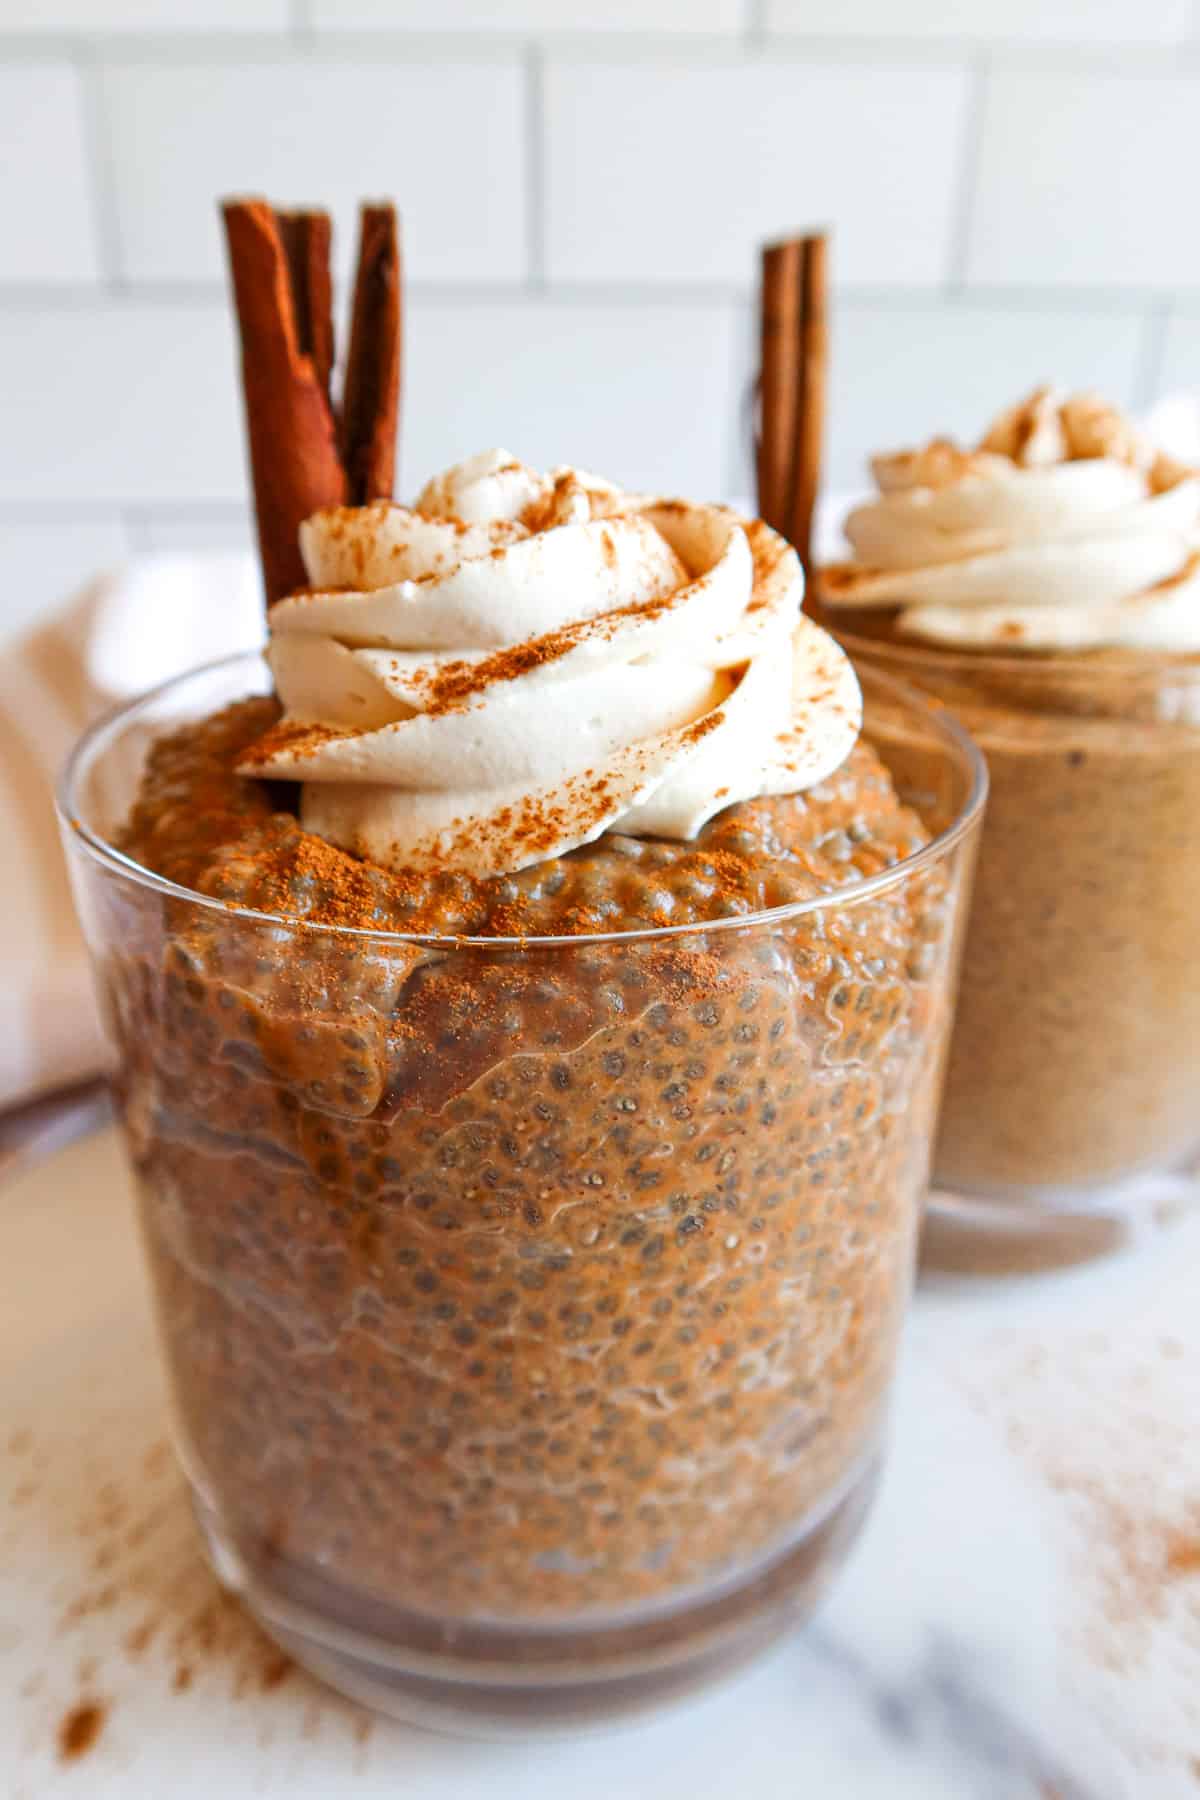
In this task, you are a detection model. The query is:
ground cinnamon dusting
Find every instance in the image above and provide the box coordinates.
[242,716,362,765]
[415,587,679,716]
[519,469,576,534]
[682,711,722,747]
[260,1651,295,1692]
[57,1700,106,1761]
[238,827,389,930]
[1164,1531,1200,1578]
[120,698,916,941]
[36,1445,318,1763]
[422,630,582,712]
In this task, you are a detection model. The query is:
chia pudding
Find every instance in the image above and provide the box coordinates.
[63,454,982,1726]
[818,388,1200,1258]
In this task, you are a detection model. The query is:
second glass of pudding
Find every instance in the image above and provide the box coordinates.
[60,454,983,1731]
[818,389,1200,1268]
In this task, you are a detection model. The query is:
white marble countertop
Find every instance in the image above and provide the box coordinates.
[3,1129,1198,1799]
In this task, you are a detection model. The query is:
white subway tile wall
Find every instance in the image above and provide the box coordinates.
[544,58,970,287]
[1158,309,1200,396]
[967,69,1200,291]
[0,304,240,504]
[404,296,740,497]
[765,0,1194,46]
[306,1,749,31]
[0,520,129,648]
[731,299,1149,494]
[99,57,528,284]
[0,0,1196,625]
[0,65,98,282]
[0,2,289,30]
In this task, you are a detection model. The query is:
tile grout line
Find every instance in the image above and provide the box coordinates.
[0,501,250,523]
[2,31,1200,65]
[1134,298,1173,408]
[122,498,251,522]
[0,279,1194,311]
[0,501,136,526]
[945,49,987,294]
[745,0,768,47]
[525,40,547,290]
[73,47,124,295]
[121,507,154,554]
[724,302,757,505]
[289,0,314,46]
[118,505,249,551]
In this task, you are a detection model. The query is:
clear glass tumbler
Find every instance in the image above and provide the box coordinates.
[59,652,984,1734]
[828,622,1200,1271]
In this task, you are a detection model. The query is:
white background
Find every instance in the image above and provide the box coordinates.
[4,0,1200,635]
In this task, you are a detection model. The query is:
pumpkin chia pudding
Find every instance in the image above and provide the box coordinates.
[818,387,1200,1265]
[62,445,983,1730]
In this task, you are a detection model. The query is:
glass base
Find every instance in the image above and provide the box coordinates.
[922,1155,1200,1276]
[189,1462,880,1738]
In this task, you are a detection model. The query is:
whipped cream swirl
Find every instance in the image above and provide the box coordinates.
[820,388,1200,652]
[239,450,861,880]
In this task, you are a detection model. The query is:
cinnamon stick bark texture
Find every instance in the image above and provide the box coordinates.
[221,198,403,605]
[755,230,829,582]
[756,239,802,543]
[275,209,336,402]
[340,203,402,505]
[222,200,346,605]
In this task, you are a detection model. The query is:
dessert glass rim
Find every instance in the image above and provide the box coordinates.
[827,617,1200,683]
[57,649,988,953]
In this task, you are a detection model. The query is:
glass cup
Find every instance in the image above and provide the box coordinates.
[826,621,1200,1271]
[58,652,984,1734]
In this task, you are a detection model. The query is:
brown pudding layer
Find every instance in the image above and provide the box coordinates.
[104,698,956,1624]
[823,608,1200,1198]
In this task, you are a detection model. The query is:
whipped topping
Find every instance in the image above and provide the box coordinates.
[238,449,861,880]
[820,388,1200,652]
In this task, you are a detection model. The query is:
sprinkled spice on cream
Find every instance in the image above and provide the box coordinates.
[239,450,861,878]
[820,387,1200,653]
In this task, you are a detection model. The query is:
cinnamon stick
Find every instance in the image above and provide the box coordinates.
[756,238,802,542]
[221,196,404,606]
[755,229,830,581]
[788,232,828,578]
[222,198,346,604]
[275,208,335,403]
[340,203,402,504]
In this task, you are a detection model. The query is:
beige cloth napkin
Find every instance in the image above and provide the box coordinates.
[0,554,263,1109]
